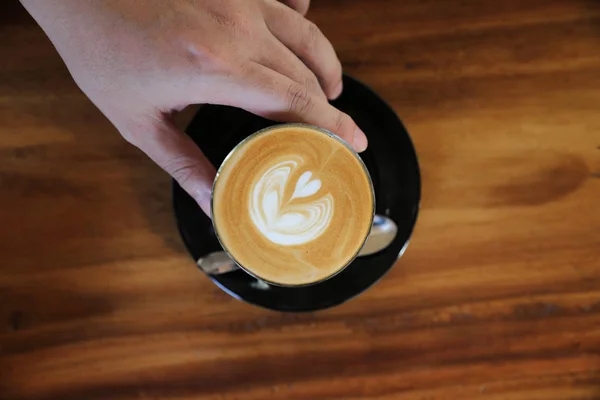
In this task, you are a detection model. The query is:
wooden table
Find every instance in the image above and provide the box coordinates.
[1,0,599,399]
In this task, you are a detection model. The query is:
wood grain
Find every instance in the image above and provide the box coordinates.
[1,0,600,399]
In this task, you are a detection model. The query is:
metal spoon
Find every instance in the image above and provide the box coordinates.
[197,215,398,275]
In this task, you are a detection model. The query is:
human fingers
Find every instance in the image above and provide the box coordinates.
[264,1,343,99]
[257,35,326,100]
[233,63,367,152]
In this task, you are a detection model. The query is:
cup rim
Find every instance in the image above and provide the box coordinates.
[210,123,376,288]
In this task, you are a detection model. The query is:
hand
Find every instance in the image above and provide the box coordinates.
[20,0,368,216]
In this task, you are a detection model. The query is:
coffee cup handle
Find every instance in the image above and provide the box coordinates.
[198,215,398,276]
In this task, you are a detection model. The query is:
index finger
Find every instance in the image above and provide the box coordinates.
[236,63,368,152]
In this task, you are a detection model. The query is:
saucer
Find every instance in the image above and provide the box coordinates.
[172,74,420,311]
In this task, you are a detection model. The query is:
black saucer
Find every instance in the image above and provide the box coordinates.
[172,74,420,311]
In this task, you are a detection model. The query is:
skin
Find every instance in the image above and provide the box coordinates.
[19,0,368,216]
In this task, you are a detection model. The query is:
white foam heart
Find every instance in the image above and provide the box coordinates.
[292,171,322,199]
[249,158,334,246]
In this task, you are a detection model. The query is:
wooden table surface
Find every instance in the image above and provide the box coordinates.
[2,0,600,399]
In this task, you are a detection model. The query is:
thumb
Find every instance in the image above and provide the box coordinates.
[124,118,216,217]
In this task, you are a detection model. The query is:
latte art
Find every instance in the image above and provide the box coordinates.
[212,125,374,286]
[250,158,334,246]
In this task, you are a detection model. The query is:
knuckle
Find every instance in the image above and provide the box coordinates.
[209,8,251,36]
[286,83,314,115]
[210,8,237,29]
[334,112,352,133]
[300,21,322,54]
[164,156,199,188]
[184,40,231,73]
[304,74,319,91]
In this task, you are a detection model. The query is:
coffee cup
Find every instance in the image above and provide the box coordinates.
[211,123,390,287]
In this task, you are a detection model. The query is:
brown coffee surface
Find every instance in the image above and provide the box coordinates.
[212,125,374,286]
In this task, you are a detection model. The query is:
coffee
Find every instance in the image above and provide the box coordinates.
[212,125,374,286]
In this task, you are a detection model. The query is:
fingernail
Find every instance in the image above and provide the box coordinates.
[354,126,368,152]
[330,81,343,100]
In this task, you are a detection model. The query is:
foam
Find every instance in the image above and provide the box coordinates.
[249,159,334,246]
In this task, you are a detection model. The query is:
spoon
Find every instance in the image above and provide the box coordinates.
[197,215,398,275]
